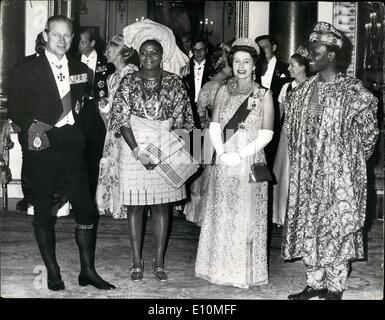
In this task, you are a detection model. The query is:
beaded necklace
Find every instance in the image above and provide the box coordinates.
[139,71,163,120]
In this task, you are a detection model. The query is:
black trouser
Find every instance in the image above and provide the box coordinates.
[24,124,97,229]
[79,98,106,199]
[17,134,32,205]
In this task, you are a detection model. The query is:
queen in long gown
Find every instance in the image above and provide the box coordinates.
[195,38,274,289]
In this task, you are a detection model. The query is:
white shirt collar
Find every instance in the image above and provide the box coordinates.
[45,49,68,66]
[82,49,97,61]
[268,56,277,66]
[194,58,206,67]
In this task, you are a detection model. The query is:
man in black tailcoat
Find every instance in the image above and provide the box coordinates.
[7,15,115,291]
[255,34,291,170]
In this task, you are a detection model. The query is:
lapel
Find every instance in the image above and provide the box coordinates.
[37,54,62,105]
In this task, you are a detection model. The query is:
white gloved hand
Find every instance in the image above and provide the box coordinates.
[219,152,241,167]
[209,122,224,158]
[238,129,274,159]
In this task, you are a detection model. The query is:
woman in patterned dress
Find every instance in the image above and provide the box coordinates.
[184,43,232,225]
[104,39,194,283]
[96,35,138,217]
[98,34,139,128]
[195,38,274,288]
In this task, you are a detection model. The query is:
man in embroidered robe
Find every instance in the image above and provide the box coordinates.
[282,22,379,300]
[7,15,115,291]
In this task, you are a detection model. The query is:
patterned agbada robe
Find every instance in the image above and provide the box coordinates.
[282,73,379,267]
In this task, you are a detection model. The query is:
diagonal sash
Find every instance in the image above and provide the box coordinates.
[222,92,254,143]
[212,92,253,163]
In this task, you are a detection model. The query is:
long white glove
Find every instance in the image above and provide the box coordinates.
[209,122,224,157]
[238,129,274,159]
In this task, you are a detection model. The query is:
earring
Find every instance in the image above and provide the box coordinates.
[252,70,256,81]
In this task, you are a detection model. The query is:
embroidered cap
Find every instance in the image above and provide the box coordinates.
[232,38,260,55]
[309,22,343,48]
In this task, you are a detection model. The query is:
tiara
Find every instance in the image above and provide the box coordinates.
[232,38,260,55]
[294,45,311,60]
[109,34,125,47]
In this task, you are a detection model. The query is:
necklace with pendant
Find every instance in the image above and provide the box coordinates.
[139,72,163,120]
[51,62,65,81]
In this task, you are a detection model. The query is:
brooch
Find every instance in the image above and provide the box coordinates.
[96,65,108,73]
[238,122,246,130]
[98,80,105,88]
[74,100,82,114]
[33,136,42,148]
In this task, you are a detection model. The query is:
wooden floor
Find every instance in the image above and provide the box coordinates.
[0,199,383,300]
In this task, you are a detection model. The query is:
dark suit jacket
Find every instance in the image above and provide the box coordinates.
[257,58,292,169]
[7,53,89,140]
[183,58,211,105]
[270,59,291,100]
[77,52,114,101]
[183,58,212,128]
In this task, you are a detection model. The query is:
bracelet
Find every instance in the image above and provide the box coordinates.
[132,146,140,160]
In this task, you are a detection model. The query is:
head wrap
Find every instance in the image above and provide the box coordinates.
[309,22,343,48]
[231,38,260,55]
[109,34,126,47]
[123,18,189,76]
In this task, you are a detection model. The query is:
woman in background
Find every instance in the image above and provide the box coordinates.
[184,43,232,225]
[272,46,311,226]
[96,34,138,217]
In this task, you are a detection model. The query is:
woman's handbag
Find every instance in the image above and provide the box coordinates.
[249,162,273,183]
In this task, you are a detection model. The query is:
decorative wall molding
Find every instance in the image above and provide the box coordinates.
[48,0,54,17]
[235,1,249,38]
[333,2,358,77]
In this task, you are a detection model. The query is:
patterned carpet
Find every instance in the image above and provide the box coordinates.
[0,206,383,300]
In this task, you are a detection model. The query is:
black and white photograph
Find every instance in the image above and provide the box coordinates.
[0,0,383,311]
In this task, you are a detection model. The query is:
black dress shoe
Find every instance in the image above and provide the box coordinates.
[288,286,327,300]
[47,279,65,291]
[78,273,116,290]
[325,291,343,300]
[16,199,28,212]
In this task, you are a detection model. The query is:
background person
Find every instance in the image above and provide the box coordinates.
[78,27,114,200]
[184,42,232,225]
[96,34,138,215]
[272,46,311,226]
